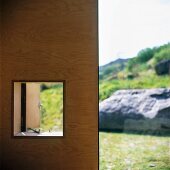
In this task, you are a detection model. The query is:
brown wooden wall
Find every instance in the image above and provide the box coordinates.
[26,83,40,129]
[1,0,98,169]
[0,0,2,167]
[13,82,21,135]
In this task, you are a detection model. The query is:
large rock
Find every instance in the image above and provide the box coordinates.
[155,59,170,75]
[99,88,170,135]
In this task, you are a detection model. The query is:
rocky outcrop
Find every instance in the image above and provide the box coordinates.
[155,59,170,75]
[99,88,170,135]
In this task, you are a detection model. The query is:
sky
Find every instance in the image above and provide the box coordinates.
[99,0,170,66]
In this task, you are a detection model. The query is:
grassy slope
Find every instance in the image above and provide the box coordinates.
[40,85,63,132]
[99,43,170,101]
[99,58,129,80]
[99,73,170,101]
[100,132,170,170]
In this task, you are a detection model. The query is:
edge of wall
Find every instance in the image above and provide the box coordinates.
[0,0,2,167]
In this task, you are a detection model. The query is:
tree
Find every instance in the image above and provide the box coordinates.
[137,48,154,63]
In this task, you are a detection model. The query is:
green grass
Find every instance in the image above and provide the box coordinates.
[99,43,170,101]
[40,84,63,132]
[99,74,170,101]
[100,132,170,170]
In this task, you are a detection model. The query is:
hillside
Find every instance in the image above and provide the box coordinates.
[40,83,63,132]
[99,43,170,101]
[99,58,129,80]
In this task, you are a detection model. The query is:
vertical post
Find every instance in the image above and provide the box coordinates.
[26,83,40,129]
[21,83,26,132]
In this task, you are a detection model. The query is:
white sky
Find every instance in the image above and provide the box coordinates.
[99,0,170,66]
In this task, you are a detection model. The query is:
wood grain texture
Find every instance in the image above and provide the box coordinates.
[0,0,2,167]
[13,82,21,135]
[26,83,40,129]
[1,0,98,169]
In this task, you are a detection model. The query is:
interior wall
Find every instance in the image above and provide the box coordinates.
[26,83,40,129]
[1,0,98,169]
[14,82,21,135]
[0,0,2,166]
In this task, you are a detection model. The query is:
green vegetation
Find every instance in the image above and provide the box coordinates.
[99,42,170,101]
[100,132,170,170]
[40,83,63,132]
[99,74,170,101]
[99,58,128,80]
[154,47,170,64]
[99,43,170,170]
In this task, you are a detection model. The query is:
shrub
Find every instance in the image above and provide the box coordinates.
[137,48,154,63]
[153,47,170,64]
[117,72,125,79]
[40,84,49,91]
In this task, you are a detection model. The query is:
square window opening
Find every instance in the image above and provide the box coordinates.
[13,81,64,137]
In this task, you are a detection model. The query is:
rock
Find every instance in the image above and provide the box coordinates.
[155,59,170,75]
[149,164,156,167]
[99,88,170,134]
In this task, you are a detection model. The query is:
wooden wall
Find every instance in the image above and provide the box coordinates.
[26,83,40,129]
[1,0,98,169]
[13,82,21,135]
[0,0,2,167]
